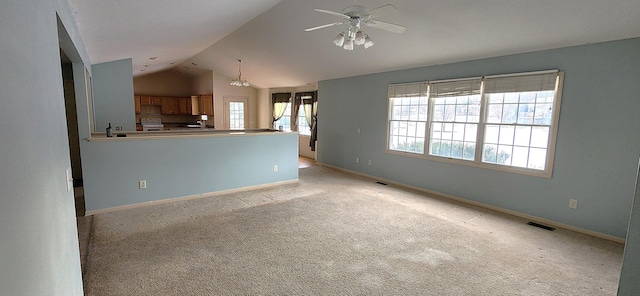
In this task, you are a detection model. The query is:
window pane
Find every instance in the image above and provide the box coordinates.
[497,145,513,165]
[433,105,444,121]
[452,123,465,141]
[528,148,547,170]
[501,104,518,124]
[464,124,477,142]
[498,125,515,145]
[512,146,529,168]
[484,125,499,144]
[487,104,502,123]
[531,126,549,148]
[483,144,498,163]
[463,143,476,160]
[514,126,531,146]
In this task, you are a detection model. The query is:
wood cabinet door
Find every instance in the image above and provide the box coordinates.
[177,97,188,114]
[199,94,213,116]
[150,96,162,105]
[140,96,152,105]
[161,97,178,114]
[134,96,141,114]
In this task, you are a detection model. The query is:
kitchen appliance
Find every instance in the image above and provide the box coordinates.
[140,117,164,131]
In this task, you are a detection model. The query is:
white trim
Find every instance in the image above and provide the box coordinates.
[85,179,299,216]
[320,163,625,244]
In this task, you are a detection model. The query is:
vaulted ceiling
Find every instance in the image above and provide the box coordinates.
[67,0,640,89]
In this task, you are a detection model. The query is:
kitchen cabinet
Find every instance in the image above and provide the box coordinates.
[140,96,162,106]
[161,97,179,114]
[177,97,199,115]
[177,97,188,114]
[198,94,213,116]
[134,96,141,114]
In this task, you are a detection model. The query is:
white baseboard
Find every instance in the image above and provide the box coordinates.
[320,163,625,244]
[85,179,299,216]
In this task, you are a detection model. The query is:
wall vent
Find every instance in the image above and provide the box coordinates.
[527,221,555,231]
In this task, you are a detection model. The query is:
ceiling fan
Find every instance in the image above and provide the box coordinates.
[305,4,407,50]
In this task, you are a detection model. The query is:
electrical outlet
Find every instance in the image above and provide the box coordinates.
[139,180,147,189]
[357,128,361,134]
[368,160,372,166]
[569,199,578,209]
[273,165,278,172]
[115,126,123,131]
[356,157,360,163]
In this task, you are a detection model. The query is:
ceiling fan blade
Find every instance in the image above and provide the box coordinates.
[367,4,399,19]
[305,21,346,32]
[364,19,407,34]
[314,8,351,20]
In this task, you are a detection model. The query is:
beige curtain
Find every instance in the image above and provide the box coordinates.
[272,93,292,125]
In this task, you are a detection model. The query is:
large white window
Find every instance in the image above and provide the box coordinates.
[386,70,563,177]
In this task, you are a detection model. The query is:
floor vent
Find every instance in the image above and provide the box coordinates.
[375,181,388,186]
[527,222,555,231]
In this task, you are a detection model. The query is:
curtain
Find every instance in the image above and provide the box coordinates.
[294,91,316,132]
[307,91,318,151]
[272,92,291,125]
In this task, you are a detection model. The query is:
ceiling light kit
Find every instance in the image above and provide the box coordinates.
[230,59,250,87]
[306,4,406,51]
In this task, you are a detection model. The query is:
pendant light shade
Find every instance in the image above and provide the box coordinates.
[333,32,346,47]
[363,35,374,49]
[354,30,365,45]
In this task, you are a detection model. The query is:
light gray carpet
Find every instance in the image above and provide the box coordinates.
[83,166,623,295]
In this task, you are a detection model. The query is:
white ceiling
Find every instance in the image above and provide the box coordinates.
[67,0,640,89]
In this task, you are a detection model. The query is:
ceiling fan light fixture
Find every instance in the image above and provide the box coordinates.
[354,30,365,45]
[333,32,346,47]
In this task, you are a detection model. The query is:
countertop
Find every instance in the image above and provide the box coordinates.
[88,128,295,141]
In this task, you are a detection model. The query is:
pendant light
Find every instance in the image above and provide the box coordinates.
[230,59,250,87]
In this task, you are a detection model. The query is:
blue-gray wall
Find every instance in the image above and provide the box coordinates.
[82,133,299,211]
[317,38,640,240]
[92,59,136,132]
[0,0,86,294]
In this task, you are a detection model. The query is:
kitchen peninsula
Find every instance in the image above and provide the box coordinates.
[82,127,299,214]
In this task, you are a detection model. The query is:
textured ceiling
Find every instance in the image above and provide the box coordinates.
[67,0,640,89]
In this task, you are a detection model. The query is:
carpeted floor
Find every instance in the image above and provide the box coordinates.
[83,166,623,295]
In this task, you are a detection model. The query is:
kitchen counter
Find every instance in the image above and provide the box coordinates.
[88,128,294,141]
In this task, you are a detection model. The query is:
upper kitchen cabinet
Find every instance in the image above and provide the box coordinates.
[178,97,199,115]
[198,94,213,116]
[134,96,141,114]
[161,97,178,114]
[140,96,162,106]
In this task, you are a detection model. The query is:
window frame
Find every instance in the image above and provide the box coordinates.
[385,70,564,178]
